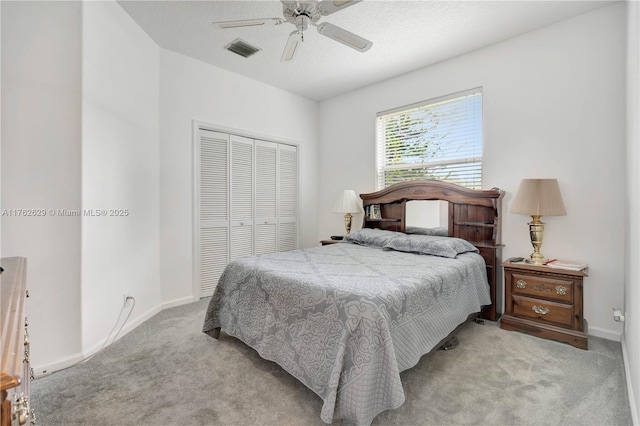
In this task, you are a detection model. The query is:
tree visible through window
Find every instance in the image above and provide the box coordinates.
[376,88,483,190]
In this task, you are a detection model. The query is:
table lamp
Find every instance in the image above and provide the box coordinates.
[331,189,363,235]
[510,178,567,265]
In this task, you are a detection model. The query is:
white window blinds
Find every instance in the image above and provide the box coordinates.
[376,88,483,190]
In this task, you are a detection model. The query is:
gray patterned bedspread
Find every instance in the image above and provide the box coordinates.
[203,243,491,425]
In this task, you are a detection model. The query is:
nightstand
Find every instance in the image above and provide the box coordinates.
[500,258,588,349]
[320,239,341,246]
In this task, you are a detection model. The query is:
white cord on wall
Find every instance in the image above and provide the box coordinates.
[80,296,136,365]
[33,296,137,379]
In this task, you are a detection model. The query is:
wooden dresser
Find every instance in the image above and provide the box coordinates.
[500,258,588,349]
[1,257,35,425]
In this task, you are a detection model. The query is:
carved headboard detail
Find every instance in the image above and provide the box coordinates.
[360,180,505,321]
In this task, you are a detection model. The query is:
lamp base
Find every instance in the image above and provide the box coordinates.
[527,215,546,265]
[344,213,353,235]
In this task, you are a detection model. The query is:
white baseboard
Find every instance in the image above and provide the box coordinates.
[32,296,195,378]
[32,353,85,378]
[621,335,639,426]
[589,325,622,342]
[161,295,197,310]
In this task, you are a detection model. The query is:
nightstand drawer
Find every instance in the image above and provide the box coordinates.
[512,295,574,327]
[511,273,573,304]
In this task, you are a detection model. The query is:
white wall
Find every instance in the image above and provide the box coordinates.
[1,0,163,371]
[81,1,161,353]
[625,0,639,422]
[1,1,83,367]
[159,50,319,304]
[318,4,627,340]
[1,0,318,372]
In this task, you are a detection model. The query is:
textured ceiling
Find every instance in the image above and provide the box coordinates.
[118,0,615,101]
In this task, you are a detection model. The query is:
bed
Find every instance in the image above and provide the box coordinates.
[203,180,504,425]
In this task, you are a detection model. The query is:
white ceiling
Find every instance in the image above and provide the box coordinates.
[118,0,615,102]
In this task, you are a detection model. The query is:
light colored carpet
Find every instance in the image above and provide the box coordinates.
[31,298,632,425]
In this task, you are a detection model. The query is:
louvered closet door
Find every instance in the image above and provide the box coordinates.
[254,140,278,255]
[198,129,229,297]
[230,135,254,261]
[278,144,298,252]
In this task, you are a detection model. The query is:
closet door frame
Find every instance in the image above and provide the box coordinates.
[192,120,300,300]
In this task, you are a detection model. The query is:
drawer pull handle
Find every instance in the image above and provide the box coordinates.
[516,280,526,289]
[556,285,567,296]
[532,305,550,315]
[14,394,33,425]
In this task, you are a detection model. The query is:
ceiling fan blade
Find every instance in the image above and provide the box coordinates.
[212,18,284,29]
[281,31,303,62]
[317,0,363,16]
[316,22,372,52]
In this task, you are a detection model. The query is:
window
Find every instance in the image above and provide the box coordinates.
[376,88,483,190]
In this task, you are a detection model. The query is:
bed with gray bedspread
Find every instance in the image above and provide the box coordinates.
[203,236,490,425]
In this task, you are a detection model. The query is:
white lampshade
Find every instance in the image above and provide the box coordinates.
[511,179,567,216]
[331,190,363,214]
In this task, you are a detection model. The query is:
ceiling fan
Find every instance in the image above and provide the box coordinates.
[212,0,373,61]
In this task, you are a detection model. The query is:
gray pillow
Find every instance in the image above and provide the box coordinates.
[405,226,448,236]
[344,228,403,248]
[383,234,478,258]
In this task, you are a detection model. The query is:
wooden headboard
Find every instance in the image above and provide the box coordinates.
[359,180,505,321]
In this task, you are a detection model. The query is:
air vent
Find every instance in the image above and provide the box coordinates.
[224,38,261,58]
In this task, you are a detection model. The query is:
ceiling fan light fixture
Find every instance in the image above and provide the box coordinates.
[295,14,310,32]
[224,38,262,58]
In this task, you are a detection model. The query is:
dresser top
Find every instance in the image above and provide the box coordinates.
[502,257,588,277]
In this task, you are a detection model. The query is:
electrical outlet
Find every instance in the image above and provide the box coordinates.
[37,369,51,378]
[613,307,625,323]
[123,292,132,303]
